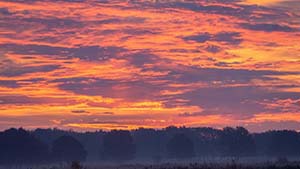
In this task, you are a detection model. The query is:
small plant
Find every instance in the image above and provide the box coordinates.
[71,161,83,169]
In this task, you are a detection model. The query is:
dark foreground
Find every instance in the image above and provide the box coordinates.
[3,161,300,169]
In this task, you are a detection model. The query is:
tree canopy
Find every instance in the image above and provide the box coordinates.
[101,130,136,162]
[52,135,87,163]
[0,128,49,165]
[167,133,195,159]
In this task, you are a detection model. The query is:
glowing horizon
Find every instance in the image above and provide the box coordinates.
[0,0,299,132]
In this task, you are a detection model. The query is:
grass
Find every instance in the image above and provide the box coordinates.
[3,161,300,169]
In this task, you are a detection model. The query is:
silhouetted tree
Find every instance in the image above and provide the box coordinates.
[71,161,83,169]
[101,130,136,162]
[166,133,195,159]
[33,128,105,161]
[0,128,49,165]
[132,128,163,160]
[52,135,87,163]
[3,126,300,164]
[266,130,300,157]
[218,127,256,157]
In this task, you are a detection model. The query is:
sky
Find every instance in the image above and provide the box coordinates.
[0,0,299,132]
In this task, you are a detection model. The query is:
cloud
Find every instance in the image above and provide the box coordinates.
[160,66,294,84]
[258,98,300,113]
[171,86,300,120]
[140,1,277,20]
[0,7,12,15]
[0,80,20,88]
[0,95,77,105]
[183,33,211,43]
[52,66,299,111]
[95,16,146,25]
[240,23,298,32]
[71,110,90,114]
[206,45,222,53]
[0,51,60,77]
[0,78,45,88]
[183,32,243,45]
[124,51,162,67]
[0,0,299,131]
[178,111,203,117]
[122,28,159,35]
[23,17,83,30]
[167,2,245,16]
[0,64,60,77]
[53,77,161,101]
[0,44,125,61]
[214,32,243,44]
[102,112,114,115]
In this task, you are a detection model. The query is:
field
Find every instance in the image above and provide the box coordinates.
[2,160,300,169]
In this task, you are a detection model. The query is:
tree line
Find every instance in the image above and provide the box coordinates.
[1,126,300,165]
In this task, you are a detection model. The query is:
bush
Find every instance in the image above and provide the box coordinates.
[71,161,83,169]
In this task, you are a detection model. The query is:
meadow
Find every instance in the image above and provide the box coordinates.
[3,160,300,169]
